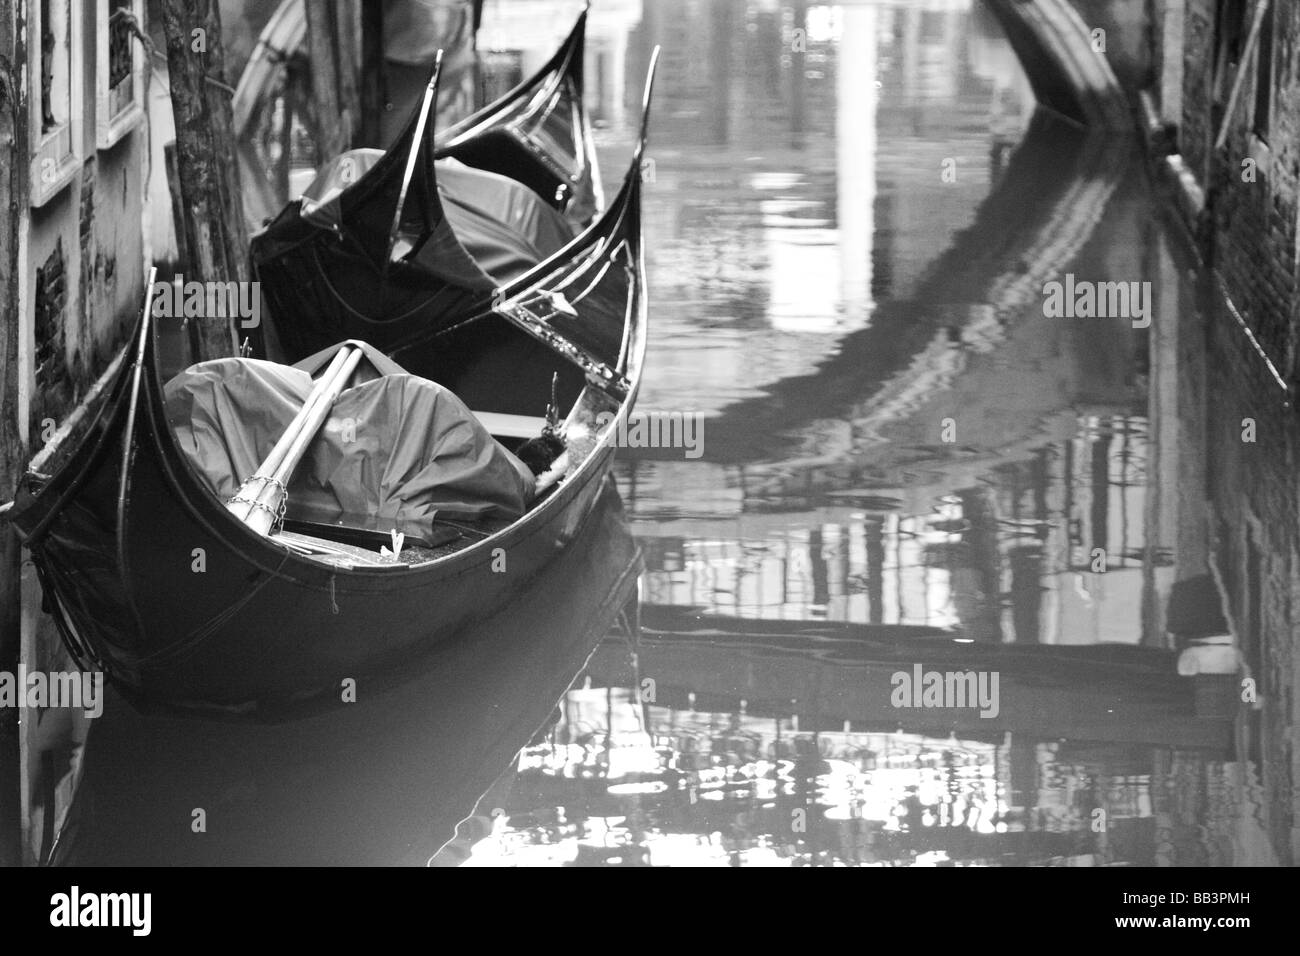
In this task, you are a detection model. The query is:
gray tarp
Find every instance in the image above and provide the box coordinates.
[165,342,536,528]
[301,152,575,282]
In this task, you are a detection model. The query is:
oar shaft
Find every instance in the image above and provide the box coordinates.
[269,347,364,489]
[226,347,349,525]
[246,347,362,526]
[249,346,351,485]
[228,346,360,530]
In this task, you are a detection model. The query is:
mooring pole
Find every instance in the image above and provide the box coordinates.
[159,0,249,360]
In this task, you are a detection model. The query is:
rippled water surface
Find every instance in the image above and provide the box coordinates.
[434,0,1265,867]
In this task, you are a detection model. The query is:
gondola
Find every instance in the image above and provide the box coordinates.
[234,4,596,232]
[11,53,659,720]
[250,10,603,367]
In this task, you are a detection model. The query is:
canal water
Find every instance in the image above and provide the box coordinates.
[64,0,1281,866]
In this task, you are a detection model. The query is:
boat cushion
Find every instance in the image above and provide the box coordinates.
[164,352,538,528]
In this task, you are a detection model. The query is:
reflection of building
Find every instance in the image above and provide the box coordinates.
[632,0,1031,419]
[623,414,1153,645]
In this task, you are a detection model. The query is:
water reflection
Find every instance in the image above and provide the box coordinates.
[630,415,1155,641]
[450,620,1273,866]
[436,0,1268,866]
[630,0,1035,413]
[448,640,1268,866]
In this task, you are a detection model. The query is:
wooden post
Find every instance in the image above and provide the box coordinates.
[359,0,387,148]
[159,0,249,360]
[163,141,189,265]
[304,0,356,162]
[0,0,30,869]
[336,2,361,144]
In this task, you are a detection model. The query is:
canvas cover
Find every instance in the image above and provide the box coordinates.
[164,343,536,529]
[301,151,575,284]
[437,157,578,281]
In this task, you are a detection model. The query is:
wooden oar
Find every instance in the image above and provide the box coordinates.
[235,346,351,498]
[227,345,363,535]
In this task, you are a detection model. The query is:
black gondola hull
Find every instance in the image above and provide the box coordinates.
[250,11,600,365]
[24,361,620,717]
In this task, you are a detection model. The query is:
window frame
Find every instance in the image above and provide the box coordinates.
[28,0,85,206]
[1251,0,1274,142]
[96,0,146,150]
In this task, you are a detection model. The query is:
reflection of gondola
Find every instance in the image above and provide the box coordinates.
[11,59,656,717]
[251,15,613,369]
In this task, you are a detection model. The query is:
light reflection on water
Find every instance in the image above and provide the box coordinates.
[443,674,1266,867]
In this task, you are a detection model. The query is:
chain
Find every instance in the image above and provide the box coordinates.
[227,476,289,532]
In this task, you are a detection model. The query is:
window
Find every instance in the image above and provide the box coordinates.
[1211,0,1246,107]
[1252,1,1274,140]
[97,0,145,149]
[29,0,82,205]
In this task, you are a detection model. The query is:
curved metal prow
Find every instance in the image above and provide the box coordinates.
[385,49,444,270]
[633,46,661,169]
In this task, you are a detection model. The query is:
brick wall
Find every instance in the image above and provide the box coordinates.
[1203,295,1297,863]
[1173,0,1300,864]
[1181,0,1300,386]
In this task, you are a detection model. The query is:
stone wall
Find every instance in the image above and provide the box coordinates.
[1202,285,1298,864]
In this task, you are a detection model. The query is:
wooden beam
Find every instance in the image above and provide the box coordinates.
[336,1,361,146]
[159,0,249,360]
[358,0,386,149]
[304,0,348,161]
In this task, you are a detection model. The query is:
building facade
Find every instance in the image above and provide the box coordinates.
[1,0,151,867]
